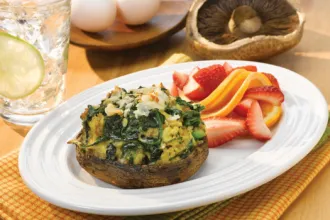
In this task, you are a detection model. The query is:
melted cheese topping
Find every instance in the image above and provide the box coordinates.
[108,85,170,118]
[105,103,123,116]
[134,86,169,118]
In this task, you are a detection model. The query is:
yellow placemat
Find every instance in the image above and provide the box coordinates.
[1,54,330,219]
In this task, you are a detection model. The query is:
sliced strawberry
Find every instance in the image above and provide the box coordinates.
[234,98,254,117]
[170,83,179,97]
[193,64,227,93]
[227,111,245,120]
[263,73,280,88]
[224,63,258,75]
[190,66,200,75]
[244,86,284,106]
[223,62,233,75]
[204,117,247,148]
[234,65,257,72]
[246,100,272,141]
[178,88,192,101]
[183,74,209,101]
[173,71,189,90]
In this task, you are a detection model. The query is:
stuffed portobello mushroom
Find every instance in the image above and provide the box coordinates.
[69,84,209,189]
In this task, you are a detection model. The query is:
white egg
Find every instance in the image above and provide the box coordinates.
[116,0,161,25]
[71,0,117,33]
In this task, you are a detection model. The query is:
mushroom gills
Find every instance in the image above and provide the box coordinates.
[197,0,300,45]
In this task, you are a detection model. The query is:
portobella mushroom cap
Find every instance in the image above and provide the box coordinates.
[186,0,305,60]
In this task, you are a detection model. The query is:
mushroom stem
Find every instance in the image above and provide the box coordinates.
[239,16,262,34]
[228,5,262,35]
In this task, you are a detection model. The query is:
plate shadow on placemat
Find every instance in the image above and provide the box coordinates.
[70,0,192,51]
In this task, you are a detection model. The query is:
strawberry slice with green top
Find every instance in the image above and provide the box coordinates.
[246,100,272,141]
[244,86,284,106]
[172,71,189,90]
[204,117,247,148]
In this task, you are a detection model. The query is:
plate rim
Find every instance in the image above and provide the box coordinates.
[19,60,329,216]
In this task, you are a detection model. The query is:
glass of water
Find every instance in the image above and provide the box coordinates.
[0,0,71,126]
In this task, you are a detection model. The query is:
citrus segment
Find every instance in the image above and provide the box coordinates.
[201,72,272,119]
[260,101,283,128]
[199,69,251,111]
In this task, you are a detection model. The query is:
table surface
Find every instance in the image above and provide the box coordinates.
[1,0,330,219]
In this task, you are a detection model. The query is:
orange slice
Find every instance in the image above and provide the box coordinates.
[201,72,272,119]
[199,69,251,111]
[260,101,283,128]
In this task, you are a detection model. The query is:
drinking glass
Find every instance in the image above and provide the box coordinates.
[0,0,71,126]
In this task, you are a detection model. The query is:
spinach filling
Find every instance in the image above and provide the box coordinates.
[176,97,205,112]
[82,104,106,142]
[104,114,123,140]
[138,110,165,146]
[175,97,205,127]
[122,114,139,140]
[165,107,182,116]
[169,140,194,161]
[179,139,194,159]
[106,143,117,161]
[81,92,206,164]
[83,107,166,162]
[121,142,142,164]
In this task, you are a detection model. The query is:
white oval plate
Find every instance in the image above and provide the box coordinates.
[19,61,328,216]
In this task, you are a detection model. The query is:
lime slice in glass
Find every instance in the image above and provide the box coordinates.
[0,32,45,99]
